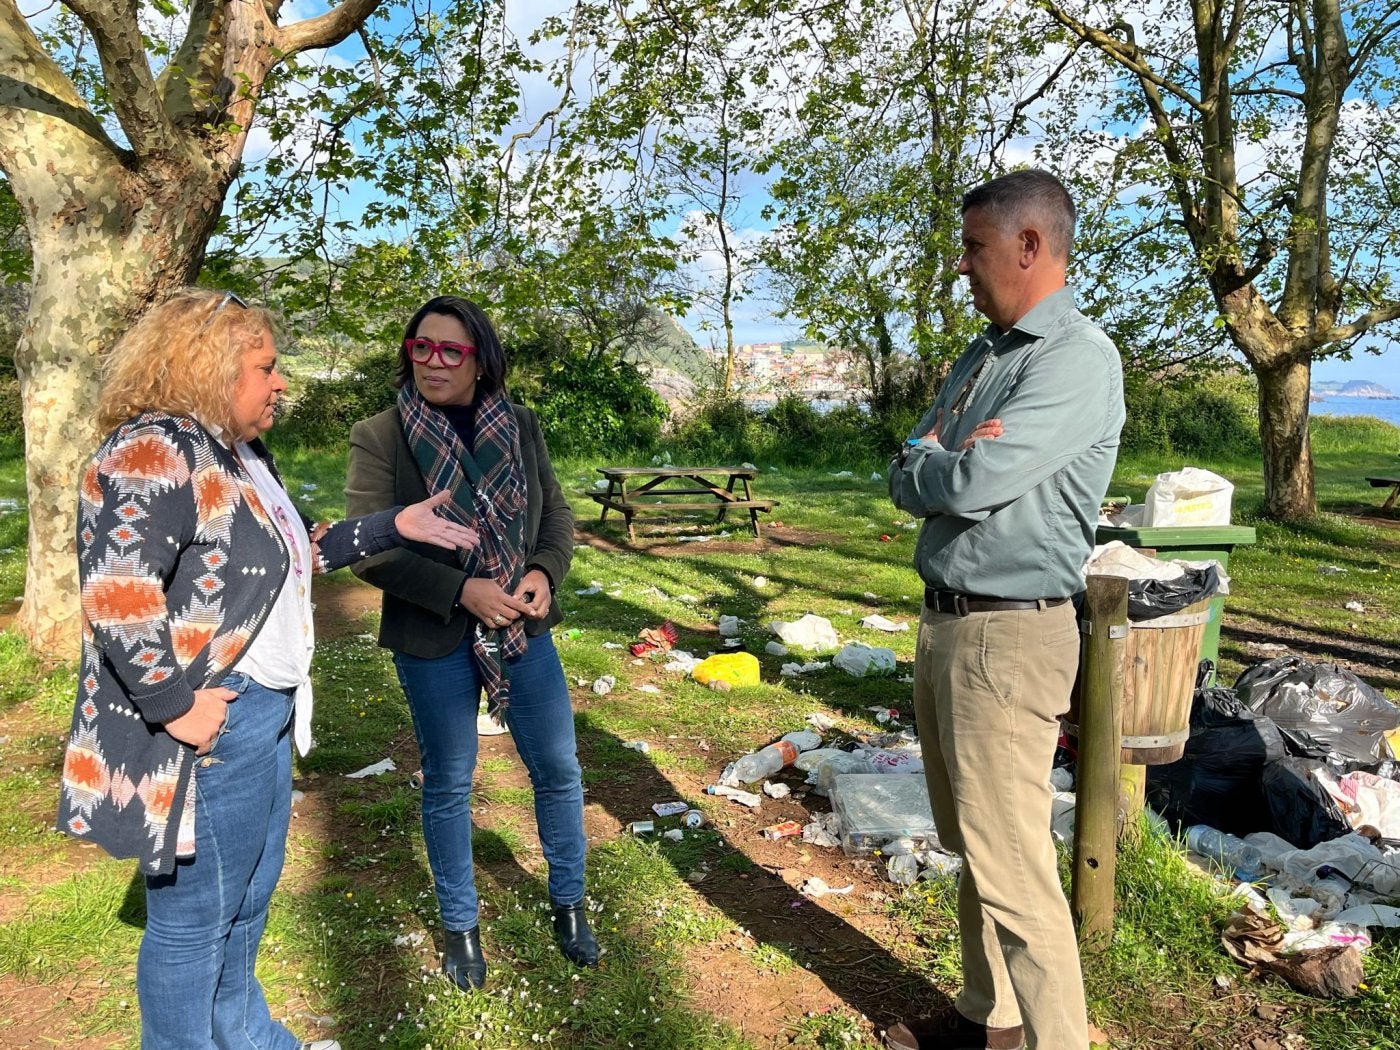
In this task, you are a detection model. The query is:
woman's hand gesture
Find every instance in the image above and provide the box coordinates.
[395,490,480,551]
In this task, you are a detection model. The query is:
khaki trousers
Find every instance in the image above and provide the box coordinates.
[912,601,1088,1050]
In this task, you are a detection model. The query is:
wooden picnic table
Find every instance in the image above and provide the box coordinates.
[588,465,778,540]
[1367,475,1400,510]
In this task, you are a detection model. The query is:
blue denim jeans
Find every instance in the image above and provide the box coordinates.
[394,630,586,931]
[138,672,300,1050]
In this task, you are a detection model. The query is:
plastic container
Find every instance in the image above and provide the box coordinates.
[731,740,799,784]
[1185,824,1265,881]
[829,773,937,856]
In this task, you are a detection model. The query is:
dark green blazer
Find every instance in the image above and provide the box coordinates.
[346,403,574,658]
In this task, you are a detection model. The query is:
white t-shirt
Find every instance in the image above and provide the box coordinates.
[231,442,317,754]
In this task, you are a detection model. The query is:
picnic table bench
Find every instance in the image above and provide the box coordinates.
[588,466,778,540]
[1366,476,1400,510]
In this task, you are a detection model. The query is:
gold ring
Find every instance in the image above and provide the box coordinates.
[493,614,504,623]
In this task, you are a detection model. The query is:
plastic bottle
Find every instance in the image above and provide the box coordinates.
[1185,824,1265,881]
[730,740,799,784]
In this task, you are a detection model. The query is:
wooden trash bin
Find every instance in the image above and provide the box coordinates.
[1118,599,1212,765]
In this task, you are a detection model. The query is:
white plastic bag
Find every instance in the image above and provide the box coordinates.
[1143,467,1234,526]
[769,613,840,651]
[832,641,897,677]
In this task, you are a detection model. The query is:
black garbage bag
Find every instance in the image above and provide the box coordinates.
[1128,562,1221,621]
[1236,656,1400,766]
[1147,678,1288,836]
[1262,757,1351,849]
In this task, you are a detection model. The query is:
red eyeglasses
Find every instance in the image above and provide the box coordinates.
[403,337,477,368]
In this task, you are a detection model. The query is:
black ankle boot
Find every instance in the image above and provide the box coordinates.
[551,902,599,967]
[442,926,486,990]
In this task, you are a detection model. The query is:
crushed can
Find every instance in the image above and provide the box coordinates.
[682,809,706,829]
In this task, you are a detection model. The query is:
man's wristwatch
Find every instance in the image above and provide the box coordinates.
[897,438,921,467]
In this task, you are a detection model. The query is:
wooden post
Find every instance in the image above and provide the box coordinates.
[1072,573,1128,953]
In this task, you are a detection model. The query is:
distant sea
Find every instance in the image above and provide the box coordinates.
[1311,396,1400,428]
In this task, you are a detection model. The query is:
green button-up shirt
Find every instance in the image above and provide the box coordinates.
[889,287,1125,600]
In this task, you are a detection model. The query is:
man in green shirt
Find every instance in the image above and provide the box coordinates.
[886,170,1124,1050]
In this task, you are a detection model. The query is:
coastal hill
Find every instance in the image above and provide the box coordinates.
[1312,379,1397,400]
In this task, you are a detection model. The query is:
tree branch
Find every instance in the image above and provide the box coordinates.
[65,0,178,157]
[276,0,387,56]
[0,1,127,196]
[1314,302,1400,347]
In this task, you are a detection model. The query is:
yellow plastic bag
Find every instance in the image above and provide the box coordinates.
[692,652,760,689]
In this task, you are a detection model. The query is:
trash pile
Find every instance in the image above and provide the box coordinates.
[1128,654,1400,995]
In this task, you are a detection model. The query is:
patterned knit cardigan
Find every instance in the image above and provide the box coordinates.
[57,412,402,876]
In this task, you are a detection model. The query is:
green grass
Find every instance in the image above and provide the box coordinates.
[0,417,1398,1047]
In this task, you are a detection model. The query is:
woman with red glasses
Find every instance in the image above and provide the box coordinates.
[345,295,594,991]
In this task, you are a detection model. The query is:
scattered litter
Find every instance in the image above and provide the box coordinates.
[866,705,901,724]
[1319,565,1347,575]
[591,675,616,695]
[345,758,396,779]
[782,730,823,751]
[722,639,742,648]
[833,642,898,677]
[1050,767,1075,791]
[662,828,685,842]
[762,820,804,840]
[806,712,837,731]
[291,790,305,804]
[765,640,789,656]
[601,641,623,649]
[575,581,603,596]
[769,613,840,650]
[859,614,909,632]
[752,576,768,588]
[1344,600,1365,613]
[0,498,19,511]
[862,591,878,600]
[300,482,318,491]
[683,810,706,828]
[627,820,654,835]
[663,650,703,673]
[1250,641,1288,653]
[685,870,708,884]
[763,781,791,799]
[781,660,830,677]
[718,614,742,636]
[802,811,843,848]
[829,470,854,477]
[677,531,731,542]
[652,801,690,817]
[622,740,651,753]
[636,683,660,694]
[593,479,609,490]
[741,462,757,470]
[630,621,678,656]
[886,853,919,885]
[706,784,762,808]
[870,472,883,481]
[693,652,760,689]
[800,876,853,898]
[393,931,425,948]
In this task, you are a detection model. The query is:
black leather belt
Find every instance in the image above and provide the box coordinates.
[925,587,1069,616]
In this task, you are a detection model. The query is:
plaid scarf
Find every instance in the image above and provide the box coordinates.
[398,384,530,709]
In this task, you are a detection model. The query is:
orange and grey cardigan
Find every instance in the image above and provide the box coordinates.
[57,412,401,875]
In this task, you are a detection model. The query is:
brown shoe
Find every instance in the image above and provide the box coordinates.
[884,1008,1025,1050]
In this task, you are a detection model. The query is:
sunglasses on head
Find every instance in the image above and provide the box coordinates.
[403,337,477,368]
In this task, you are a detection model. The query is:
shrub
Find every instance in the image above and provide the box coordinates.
[670,394,763,463]
[527,353,667,456]
[1122,369,1259,458]
[274,349,398,448]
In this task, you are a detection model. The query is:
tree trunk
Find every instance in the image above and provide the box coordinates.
[1256,355,1315,521]
[13,186,219,657]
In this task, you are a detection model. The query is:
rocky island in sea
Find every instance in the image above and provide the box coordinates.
[1312,379,1397,400]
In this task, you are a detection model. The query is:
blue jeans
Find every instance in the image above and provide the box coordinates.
[394,631,586,931]
[138,673,300,1050]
